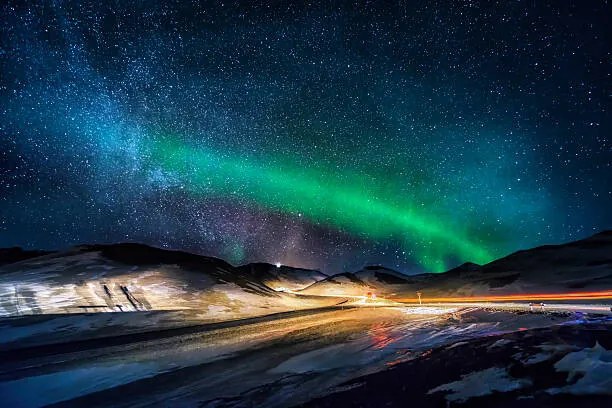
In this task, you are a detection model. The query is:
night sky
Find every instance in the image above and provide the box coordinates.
[1,1,610,274]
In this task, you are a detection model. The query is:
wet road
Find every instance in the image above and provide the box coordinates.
[0,306,580,407]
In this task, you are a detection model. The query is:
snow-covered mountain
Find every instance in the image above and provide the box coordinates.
[412,230,612,297]
[0,243,336,319]
[298,265,427,297]
[1,231,610,318]
[237,262,328,291]
[300,231,612,299]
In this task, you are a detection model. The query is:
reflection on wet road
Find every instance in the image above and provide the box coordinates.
[0,307,573,407]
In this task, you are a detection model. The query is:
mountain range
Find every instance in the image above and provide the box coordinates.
[0,231,610,318]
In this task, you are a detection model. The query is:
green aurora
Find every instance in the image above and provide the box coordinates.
[148,137,495,272]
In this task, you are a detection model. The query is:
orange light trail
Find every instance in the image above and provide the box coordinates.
[390,290,612,303]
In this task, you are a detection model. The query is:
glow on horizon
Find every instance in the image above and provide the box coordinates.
[392,290,612,303]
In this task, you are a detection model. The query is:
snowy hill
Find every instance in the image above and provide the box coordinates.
[1,231,610,318]
[0,243,339,319]
[413,230,612,297]
[300,231,612,299]
[299,265,424,297]
[237,262,328,291]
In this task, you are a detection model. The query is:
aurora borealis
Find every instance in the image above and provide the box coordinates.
[1,1,610,273]
[150,136,492,271]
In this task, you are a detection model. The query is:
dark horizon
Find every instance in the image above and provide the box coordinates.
[2,228,610,276]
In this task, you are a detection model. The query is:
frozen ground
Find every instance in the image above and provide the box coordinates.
[305,318,612,408]
[0,306,583,407]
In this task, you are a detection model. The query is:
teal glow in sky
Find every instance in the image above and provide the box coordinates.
[1,1,609,274]
[149,137,493,271]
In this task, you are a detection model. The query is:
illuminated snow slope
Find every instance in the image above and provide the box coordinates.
[236,262,328,291]
[0,244,334,318]
[1,231,610,318]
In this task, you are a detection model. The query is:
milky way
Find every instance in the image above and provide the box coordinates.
[1,1,610,273]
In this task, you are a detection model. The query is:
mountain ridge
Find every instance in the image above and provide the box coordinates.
[1,231,610,317]
[3,230,609,277]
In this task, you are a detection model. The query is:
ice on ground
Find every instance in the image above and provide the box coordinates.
[0,362,161,407]
[547,342,612,396]
[402,306,458,315]
[269,343,378,374]
[428,367,531,402]
[487,338,512,350]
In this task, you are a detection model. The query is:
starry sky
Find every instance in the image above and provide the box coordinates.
[1,1,610,274]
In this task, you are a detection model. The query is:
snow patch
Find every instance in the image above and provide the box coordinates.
[428,367,531,402]
[269,343,379,374]
[207,305,230,314]
[547,342,612,396]
[402,307,458,315]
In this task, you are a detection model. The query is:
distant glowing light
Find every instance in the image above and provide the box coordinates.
[392,290,612,303]
[275,262,282,268]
